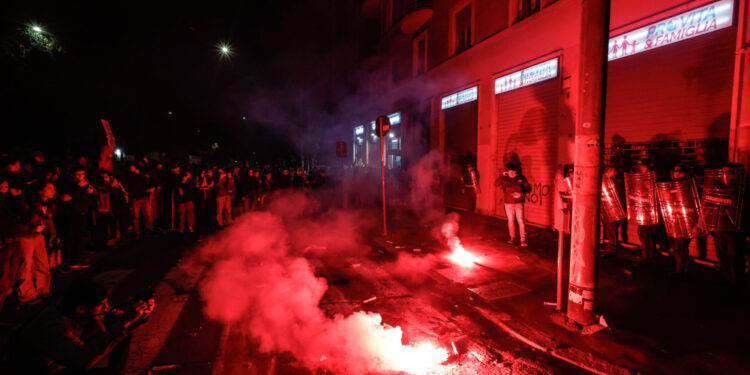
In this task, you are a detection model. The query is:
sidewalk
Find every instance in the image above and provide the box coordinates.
[380,211,750,375]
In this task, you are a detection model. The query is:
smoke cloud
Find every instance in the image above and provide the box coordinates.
[197,193,447,374]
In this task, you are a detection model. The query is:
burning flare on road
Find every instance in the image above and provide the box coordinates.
[441,213,478,267]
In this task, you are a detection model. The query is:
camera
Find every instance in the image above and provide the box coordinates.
[136,286,156,303]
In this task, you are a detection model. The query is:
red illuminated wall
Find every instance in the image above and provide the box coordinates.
[345,0,739,224]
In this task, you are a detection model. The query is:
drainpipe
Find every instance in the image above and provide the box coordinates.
[729,0,750,168]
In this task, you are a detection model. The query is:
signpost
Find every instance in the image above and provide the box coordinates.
[376,115,390,236]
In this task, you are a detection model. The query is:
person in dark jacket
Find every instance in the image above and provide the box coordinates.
[12,278,154,374]
[277,168,292,190]
[0,177,22,310]
[633,160,658,265]
[214,168,234,226]
[495,163,531,247]
[292,167,310,190]
[92,172,117,250]
[17,181,56,304]
[176,171,195,233]
[125,164,153,238]
[61,167,96,269]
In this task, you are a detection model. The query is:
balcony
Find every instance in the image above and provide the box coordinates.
[396,0,433,34]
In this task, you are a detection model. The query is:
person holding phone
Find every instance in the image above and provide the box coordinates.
[495,163,531,247]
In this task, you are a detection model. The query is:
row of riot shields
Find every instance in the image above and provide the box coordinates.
[600,166,745,239]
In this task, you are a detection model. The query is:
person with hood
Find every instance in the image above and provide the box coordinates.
[495,163,531,247]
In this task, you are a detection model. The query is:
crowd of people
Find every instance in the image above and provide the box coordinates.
[0,149,328,311]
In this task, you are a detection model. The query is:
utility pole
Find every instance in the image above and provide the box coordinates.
[567,0,610,326]
[730,0,750,168]
[377,115,391,236]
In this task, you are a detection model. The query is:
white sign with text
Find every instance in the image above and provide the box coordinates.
[608,0,733,61]
[494,58,559,95]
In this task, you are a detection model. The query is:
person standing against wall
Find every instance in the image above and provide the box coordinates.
[496,163,531,247]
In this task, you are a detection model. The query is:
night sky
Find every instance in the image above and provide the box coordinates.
[1,0,360,161]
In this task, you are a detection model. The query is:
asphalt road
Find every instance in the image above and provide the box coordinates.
[116,229,587,375]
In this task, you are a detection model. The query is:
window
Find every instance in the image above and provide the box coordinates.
[516,0,541,22]
[453,3,472,54]
[413,31,427,76]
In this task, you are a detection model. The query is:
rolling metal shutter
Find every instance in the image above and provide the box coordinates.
[604,28,735,143]
[495,78,560,227]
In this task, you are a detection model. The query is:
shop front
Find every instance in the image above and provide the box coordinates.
[604,0,736,258]
[493,56,561,228]
[441,86,479,210]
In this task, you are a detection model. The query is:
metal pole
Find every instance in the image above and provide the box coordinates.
[567,0,610,326]
[378,126,388,236]
[380,126,388,236]
[729,0,750,167]
[556,227,563,311]
[171,191,175,231]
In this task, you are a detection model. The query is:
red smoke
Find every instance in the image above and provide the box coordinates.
[197,193,446,374]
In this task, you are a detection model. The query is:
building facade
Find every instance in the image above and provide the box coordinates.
[343,0,747,240]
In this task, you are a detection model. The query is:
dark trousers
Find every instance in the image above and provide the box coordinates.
[0,240,21,310]
[65,213,90,265]
[111,207,129,241]
[637,224,657,262]
[463,188,477,213]
[603,219,624,252]
[712,231,747,286]
[94,212,115,249]
[669,237,691,273]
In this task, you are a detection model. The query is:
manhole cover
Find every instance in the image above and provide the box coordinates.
[468,280,530,301]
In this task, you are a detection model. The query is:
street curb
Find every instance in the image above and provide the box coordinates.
[122,252,208,375]
[370,235,638,375]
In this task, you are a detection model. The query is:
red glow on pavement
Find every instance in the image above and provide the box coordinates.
[447,241,478,267]
[197,195,449,374]
[441,216,478,267]
[379,336,448,374]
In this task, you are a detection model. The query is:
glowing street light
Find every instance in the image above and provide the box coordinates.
[114,147,123,159]
[31,25,43,33]
[218,43,232,57]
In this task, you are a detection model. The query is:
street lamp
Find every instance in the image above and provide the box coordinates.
[31,25,43,33]
[218,43,232,57]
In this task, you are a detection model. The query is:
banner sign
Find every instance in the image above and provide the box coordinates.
[494,57,559,95]
[100,118,116,147]
[441,86,478,110]
[608,0,733,61]
[388,112,401,125]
